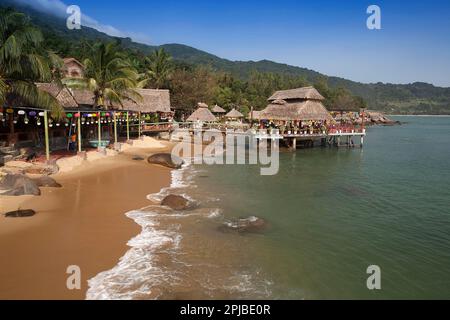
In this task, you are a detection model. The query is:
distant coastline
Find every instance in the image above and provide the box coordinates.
[389,114,450,117]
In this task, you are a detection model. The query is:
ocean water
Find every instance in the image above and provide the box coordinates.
[87,116,450,299]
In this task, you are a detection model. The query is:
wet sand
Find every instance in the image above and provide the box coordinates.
[0,147,171,299]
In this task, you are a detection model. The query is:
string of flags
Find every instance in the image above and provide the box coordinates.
[0,108,150,127]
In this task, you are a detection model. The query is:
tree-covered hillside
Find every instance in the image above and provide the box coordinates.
[2,0,450,114]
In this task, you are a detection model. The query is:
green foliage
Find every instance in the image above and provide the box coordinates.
[0,7,63,117]
[140,48,173,89]
[64,41,140,109]
[5,1,450,114]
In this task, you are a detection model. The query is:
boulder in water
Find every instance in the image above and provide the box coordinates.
[219,216,269,234]
[132,155,145,161]
[161,194,192,210]
[0,174,41,196]
[147,153,184,169]
[4,209,36,218]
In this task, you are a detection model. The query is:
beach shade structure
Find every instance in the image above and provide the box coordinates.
[197,102,209,108]
[211,104,226,114]
[262,87,333,122]
[187,106,217,122]
[225,108,244,119]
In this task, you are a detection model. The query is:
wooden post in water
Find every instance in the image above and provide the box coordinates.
[126,111,130,141]
[43,110,50,161]
[77,112,81,152]
[292,137,297,150]
[97,112,101,149]
[113,112,118,144]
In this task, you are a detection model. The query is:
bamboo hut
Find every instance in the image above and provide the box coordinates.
[62,58,85,79]
[225,108,244,119]
[212,104,226,114]
[187,106,217,122]
[261,87,332,122]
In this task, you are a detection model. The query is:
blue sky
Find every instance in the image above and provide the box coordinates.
[14,0,450,87]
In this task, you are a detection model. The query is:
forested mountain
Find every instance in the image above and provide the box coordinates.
[2,0,450,114]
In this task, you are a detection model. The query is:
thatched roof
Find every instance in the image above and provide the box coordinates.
[225,108,244,118]
[35,83,78,108]
[268,86,325,101]
[69,88,171,113]
[70,89,95,106]
[261,100,333,121]
[247,110,264,120]
[63,58,84,68]
[212,104,226,113]
[187,107,217,122]
[112,89,171,113]
[197,102,209,108]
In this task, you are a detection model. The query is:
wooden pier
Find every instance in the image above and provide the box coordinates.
[164,123,366,150]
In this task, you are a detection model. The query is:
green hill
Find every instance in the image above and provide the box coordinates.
[3,0,450,114]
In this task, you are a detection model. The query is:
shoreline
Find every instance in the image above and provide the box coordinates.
[0,140,173,299]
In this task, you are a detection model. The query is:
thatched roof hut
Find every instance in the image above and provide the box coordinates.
[70,89,95,106]
[268,86,325,102]
[261,99,332,121]
[247,110,264,121]
[62,58,85,79]
[262,86,333,122]
[212,104,226,113]
[111,89,171,113]
[69,88,171,113]
[225,108,244,119]
[187,107,217,122]
[35,83,78,108]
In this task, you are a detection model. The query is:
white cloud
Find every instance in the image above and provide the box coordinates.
[14,0,152,44]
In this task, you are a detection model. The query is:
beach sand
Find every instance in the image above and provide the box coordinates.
[0,144,172,299]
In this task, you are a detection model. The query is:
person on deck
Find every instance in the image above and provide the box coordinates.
[69,133,77,152]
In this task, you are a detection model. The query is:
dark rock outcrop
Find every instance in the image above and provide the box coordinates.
[147,153,184,169]
[0,174,41,196]
[161,194,192,210]
[219,216,269,234]
[4,209,36,218]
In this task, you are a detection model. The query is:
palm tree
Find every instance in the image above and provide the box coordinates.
[64,42,141,109]
[141,48,173,89]
[0,8,63,116]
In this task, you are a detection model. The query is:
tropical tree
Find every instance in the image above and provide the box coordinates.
[141,48,173,89]
[64,41,141,109]
[0,8,63,117]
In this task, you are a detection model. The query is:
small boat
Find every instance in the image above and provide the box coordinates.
[88,140,110,148]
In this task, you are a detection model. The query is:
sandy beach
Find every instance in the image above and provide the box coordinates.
[0,142,172,299]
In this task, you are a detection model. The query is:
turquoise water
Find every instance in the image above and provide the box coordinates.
[192,116,450,299]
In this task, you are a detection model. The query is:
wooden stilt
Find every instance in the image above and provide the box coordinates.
[138,111,141,139]
[113,112,118,144]
[126,111,130,141]
[292,138,297,150]
[44,110,50,161]
[97,112,101,149]
[77,112,81,152]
